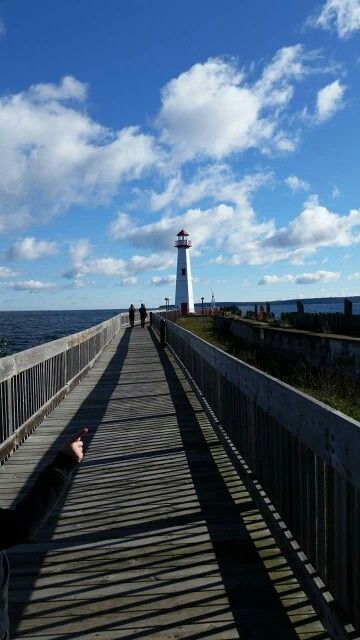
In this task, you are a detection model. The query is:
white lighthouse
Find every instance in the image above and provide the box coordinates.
[175,229,195,315]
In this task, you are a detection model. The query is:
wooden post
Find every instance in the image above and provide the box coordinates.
[297,300,304,316]
[344,298,352,332]
[149,312,153,327]
[160,319,166,349]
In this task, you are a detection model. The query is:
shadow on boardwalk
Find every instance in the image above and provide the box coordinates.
[9,328,132,636]
[6,325,328,639]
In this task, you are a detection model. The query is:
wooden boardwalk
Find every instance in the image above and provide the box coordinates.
[0,326,330,639]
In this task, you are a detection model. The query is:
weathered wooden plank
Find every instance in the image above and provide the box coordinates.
[2,326,330,639]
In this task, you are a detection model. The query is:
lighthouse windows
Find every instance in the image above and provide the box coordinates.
[181,268,186,276]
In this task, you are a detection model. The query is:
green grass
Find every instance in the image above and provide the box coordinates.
[177,317,360,421]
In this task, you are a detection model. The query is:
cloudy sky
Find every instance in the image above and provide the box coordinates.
[0,0,359,309]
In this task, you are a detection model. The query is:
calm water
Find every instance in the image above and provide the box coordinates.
[0,309,125,357]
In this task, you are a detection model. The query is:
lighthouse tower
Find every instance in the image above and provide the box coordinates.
[175,229,195,315]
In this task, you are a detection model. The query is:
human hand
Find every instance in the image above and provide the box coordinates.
[62,428,88,463]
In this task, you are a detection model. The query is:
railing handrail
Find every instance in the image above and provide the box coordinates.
[154,315,360,488]
[0,312,124,383]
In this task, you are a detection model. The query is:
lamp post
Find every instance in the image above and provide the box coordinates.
[201,297,204,316]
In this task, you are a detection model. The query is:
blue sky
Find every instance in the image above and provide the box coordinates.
[0,0,359,309]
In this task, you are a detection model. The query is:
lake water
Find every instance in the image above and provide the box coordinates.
[0,309,124,357]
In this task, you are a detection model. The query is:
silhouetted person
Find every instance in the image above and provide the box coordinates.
[139,303,147,328]
[128,304,135,328]
[0,428,88,640]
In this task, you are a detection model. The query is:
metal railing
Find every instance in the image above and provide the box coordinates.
[0,310,142,462]
[152,314,360,636]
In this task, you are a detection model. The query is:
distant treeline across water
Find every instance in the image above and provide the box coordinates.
[196,296,360,318]
[1,297,360,357]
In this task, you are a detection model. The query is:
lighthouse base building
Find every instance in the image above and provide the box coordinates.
[175,229,194,315]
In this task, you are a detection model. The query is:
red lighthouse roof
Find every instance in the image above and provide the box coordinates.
[177,229,189,236]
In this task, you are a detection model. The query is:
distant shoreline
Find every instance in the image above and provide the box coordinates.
[0,296,359,313]
[194,295,360,307]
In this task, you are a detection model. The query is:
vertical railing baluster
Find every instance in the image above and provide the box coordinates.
[0,311,128,464]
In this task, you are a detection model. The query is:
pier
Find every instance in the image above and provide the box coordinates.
[0,311,359,639]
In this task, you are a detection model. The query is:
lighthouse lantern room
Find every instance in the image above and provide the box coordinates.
[175,229,195,315]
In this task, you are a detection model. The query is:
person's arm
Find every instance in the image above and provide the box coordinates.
[0,428,87,550]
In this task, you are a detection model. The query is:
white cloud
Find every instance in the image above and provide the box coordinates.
[295,270,340,284]
[80,257,127,276]
[310,0,360,38]
[316,80,345,121]
[111,204,240,253]
[113,190,360,265]
[0,53,344,243]
[63,239,174,283]
[111,188,360,268]
[151,275,176,286]
[0,77,159,233]
[28,76,88,103]
[264,196,360,251]
[0,266,18,278]
[7,279,57,291]
[6,237,58,260]
[284,175,310,192]
[349,272,360,279]
[148,166,272,212]
[259,270,340,285]
[258,274,294,285]
[120,277,137,286]
[69,239,92,268]
[110,172,274,266]
[156,47,320,162]
[332,185,340,198]
[108,213,135,239]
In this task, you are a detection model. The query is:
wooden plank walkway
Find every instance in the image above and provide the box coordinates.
[0,326,330,639]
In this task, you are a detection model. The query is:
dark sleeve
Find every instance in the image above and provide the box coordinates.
[0,452,77,550]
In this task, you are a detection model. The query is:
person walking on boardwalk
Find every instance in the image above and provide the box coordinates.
[0,428,88,640]
[128,304,135,328]
[139,303,147,328]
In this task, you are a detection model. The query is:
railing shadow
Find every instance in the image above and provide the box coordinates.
[147,329,322,640]
[7,325,329,639]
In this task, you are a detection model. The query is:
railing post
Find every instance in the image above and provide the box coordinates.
[344,298,352,332]
[150,311,153,327]
[160,319,166,349]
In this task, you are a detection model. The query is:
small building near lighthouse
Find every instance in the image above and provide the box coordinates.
[175,229,195,315]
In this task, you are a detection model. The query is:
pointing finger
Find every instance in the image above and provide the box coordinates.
[68,427,88,444]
